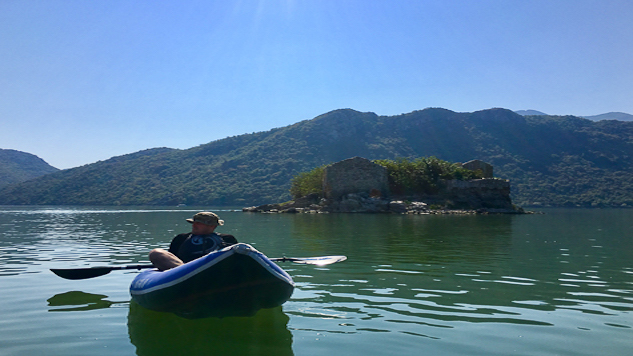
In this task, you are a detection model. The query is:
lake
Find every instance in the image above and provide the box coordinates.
[0,207,631,355]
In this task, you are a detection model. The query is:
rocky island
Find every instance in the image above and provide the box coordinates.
[243,157,524,214]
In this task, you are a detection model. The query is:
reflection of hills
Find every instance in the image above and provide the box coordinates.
[285,211,631,331]
[128,302,293,356]
[289,213,515,265]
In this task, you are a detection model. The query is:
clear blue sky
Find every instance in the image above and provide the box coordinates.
[2,0,632,169]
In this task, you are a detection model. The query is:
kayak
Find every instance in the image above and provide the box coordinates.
[129,243,295,319]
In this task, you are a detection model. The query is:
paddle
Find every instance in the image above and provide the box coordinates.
[51,264,154,280]
[51,255,347,280]
[270,255,347,265]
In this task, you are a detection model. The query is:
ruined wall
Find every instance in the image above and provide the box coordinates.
[462,159,494,178]
[445,178,513,210]
[322,157,390,200]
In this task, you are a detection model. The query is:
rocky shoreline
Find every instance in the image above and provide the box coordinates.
[242,192,526,215]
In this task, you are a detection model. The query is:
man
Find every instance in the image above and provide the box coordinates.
[149,211,238,271]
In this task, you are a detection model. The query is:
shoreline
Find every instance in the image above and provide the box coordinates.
[242,195,528,215]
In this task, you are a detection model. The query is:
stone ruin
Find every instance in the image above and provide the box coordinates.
[461,159,493,178]
[323,157,390,200]
[243,157,522,214]
[445,178,513,210]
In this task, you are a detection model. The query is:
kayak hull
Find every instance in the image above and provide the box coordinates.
[130,243,294,319]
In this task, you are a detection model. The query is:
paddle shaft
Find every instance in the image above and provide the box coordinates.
[105,264,155,271]
[51,255,346,280]
[51,264,154,280]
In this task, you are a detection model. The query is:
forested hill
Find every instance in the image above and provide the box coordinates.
[0,149,59,187]
[1,107,632,207]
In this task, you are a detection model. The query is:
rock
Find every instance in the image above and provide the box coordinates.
[388,201,407,213]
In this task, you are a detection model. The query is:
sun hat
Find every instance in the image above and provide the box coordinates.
[186,212,224,226]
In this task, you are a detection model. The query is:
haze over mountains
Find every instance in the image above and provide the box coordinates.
[1,107,633,208]
[515,110,633,121]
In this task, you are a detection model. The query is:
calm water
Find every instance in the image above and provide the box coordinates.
[0,207,631,355]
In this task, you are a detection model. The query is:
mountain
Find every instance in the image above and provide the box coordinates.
[582,112,633,121]
[1,107,632,208]
[515,110,547,116]
[517,110,633,121]
[0,149,59,187]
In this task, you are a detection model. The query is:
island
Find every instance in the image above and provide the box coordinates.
[243,157,524,214]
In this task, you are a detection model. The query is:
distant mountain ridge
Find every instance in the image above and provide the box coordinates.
[1,107,633,208]
[0,149,59,187]
[515,110,548,116]
[582,112,633,121]
[516,109,633,121]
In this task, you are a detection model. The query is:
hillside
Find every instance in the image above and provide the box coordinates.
[582,112,633,121]
[516,110,633,122]
[0,149,59,187]
[0,108,632,207]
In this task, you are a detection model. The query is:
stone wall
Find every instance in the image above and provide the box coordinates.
[322,157,390,200]
[445,178,513,210]
[462,159,494,178]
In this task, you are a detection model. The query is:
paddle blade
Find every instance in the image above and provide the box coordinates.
[272,255,347,265]
[51,267,114,280]
[51,264,155,280]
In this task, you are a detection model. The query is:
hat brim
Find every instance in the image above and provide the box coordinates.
[185,218,224,226]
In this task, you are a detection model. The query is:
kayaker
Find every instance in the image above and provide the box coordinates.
[149,211,238,271]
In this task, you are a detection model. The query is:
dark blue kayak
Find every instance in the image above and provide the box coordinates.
[130,243,295,319]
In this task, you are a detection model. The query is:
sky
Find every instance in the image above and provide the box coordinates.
[2,0,632,169]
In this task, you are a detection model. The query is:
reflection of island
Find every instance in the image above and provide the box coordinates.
[128,302,294,356]
[289,212,515,265]
[47,291,125,312]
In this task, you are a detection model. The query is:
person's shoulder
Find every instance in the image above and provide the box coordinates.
[170,232,191,246]
[216,232,238,244]
[173,232,191,241]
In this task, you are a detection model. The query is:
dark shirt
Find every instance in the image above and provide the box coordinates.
[168,232,238,263]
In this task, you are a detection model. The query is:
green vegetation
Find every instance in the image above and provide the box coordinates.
[0,149,58,188]
[290,165,326,199]
[375,157,483,195]
[290,157,483,200]
[1,108,632,207]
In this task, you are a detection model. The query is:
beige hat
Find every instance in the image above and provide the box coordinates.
[186,212,224,226]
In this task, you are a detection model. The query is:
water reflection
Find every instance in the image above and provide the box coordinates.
[287,213,515,265]
[281,211,633,339]
[47,290,126,312]
[3,207,633,355]
[127,303,293,356]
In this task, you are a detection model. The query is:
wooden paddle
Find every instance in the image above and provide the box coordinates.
[51,255,347,280]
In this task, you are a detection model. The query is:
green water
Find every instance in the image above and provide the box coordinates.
[1,207,631,355]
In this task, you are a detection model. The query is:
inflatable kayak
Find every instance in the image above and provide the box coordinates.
[130,243,295,319]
